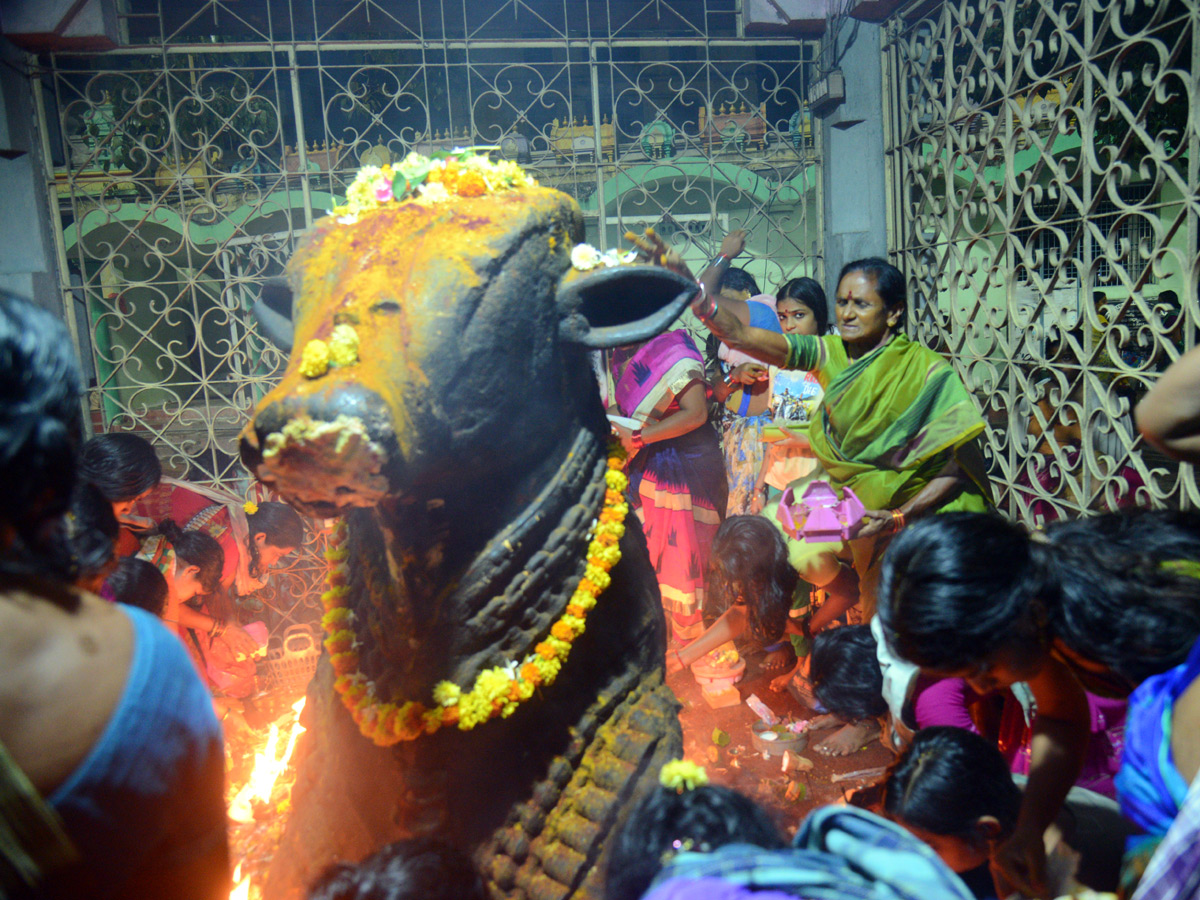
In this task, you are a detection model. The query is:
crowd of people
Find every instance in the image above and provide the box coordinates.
[2,206,1199,900]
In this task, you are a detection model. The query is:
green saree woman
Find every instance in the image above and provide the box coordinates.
[692,254,991,616]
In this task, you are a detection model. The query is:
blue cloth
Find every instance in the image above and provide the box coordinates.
[645,806,974,900]
[1115,634,1200,837]
[47,605,227,899]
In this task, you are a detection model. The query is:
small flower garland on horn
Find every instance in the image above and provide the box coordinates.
[319,441,631,746]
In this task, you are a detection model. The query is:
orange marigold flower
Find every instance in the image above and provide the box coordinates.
[442,705,461,725]
[599,509,620,523]
[536,641,557,660]
[520,663,542,685]
[324,630,355,654]
[508,682,523,701]
[330,651,360,675]
[606,489,623,505]
[566,603,586,618]
[551,620,575,641]
[457,170,486,197]
[577,579,598,596]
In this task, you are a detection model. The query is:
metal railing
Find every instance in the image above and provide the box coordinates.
[883,0,1200,521]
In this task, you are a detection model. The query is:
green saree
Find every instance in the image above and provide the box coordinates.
[774,332,991,614]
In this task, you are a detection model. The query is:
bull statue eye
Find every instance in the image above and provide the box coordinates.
[371,300,402,315]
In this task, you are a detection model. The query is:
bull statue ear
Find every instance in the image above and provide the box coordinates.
[556,265,698,349]
[253,276,295,352]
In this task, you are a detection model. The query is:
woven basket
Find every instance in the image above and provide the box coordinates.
[264,624,321,696]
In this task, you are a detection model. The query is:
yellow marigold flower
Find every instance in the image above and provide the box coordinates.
[243,500,259,516]
[322,607,353,630]
[299,339,330,379]
[561,614,585,634]
[660,759,709,792]
[324,629,356,654]
[605,469,629,491]
[531,655,561,682]
[331,651,360,675]
[584,565,611,590]
[551,620,575,642]
[515,679,536,701]
[596,521,625,540]
[457,692,493,729]
[475,668,515,703]
[570,591,597,611]
[329,323,360,367]
[547,636,571,659]
[432,681,462,707]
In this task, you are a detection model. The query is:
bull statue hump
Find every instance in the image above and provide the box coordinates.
[241,175,691,899]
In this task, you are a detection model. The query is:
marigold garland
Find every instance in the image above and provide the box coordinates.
[319,441,630,746]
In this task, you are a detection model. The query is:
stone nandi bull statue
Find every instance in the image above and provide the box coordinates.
[240,162,690,899]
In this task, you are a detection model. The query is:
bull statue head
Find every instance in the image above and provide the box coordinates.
[239,181,689,898]
[241,189,692,520]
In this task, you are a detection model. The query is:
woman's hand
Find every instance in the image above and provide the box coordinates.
[626,228,693,279]
[729,362,768,385]
[719,229,748,260]
[774,425,813,452]
[611,423,639,458]
[851,509,896,540]
[990,825,1049,899]
[222,622,261,659]
[749,484,767,514]
[665,649,687,676]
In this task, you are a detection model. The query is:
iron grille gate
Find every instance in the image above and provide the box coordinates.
[883,0,1200,523]
[32,0,823,633]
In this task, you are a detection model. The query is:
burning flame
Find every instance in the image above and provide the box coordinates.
[230,863,250,900]
[229,698,307,823]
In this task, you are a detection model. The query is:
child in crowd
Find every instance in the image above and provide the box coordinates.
[77,432,162,556]
[882,727,1021,899]
[753,277,827,509]
[665,516,809,677]
[307,838,486,900]
[104,556,169,617]
[605,761,785,900]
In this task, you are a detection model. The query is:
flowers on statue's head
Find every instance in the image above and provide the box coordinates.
[570,242,638,272]
[330,150,537,222]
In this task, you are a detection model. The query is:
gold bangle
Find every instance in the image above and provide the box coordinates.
[890,509,906,533]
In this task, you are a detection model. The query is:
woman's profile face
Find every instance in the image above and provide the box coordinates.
[835,271,897,348]
[939,637,1048,696]
[777,298,819,336]
[258,542,295,571]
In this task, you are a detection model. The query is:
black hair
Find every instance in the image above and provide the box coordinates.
[156,518,224,595]
[78,433,162,504]
[704,515,800,644]
[245,501,305,577]
[809,625,888,721]
[0,291,83,579]
[105,556,169,617]
[877,510,1200,686]
[884,726,1021,844]
[306,838,486,900]
[66,481,118,584]
[719,266,760,297]
[838,257,907,326]
[777,276,830,335]
[604,782,784,900]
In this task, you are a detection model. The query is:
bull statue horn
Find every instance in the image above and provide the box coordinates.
[556,265,697,349]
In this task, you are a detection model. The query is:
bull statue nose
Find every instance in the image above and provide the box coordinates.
[240,382,398,517]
